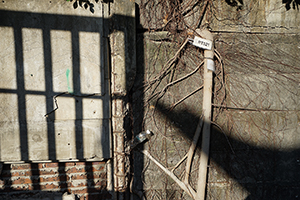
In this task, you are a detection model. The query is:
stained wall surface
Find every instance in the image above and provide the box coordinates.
[0,0,111,162]
[133,0,300,199]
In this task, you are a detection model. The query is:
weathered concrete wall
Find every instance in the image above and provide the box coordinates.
[0,1,115,199]
[109,0,136,197]
[207,32,300,200]
[0,0,138,198]
[211,0,300,33]
[137,0,300,33]
[0,0,111,162]
[132,0,300,199]
[132,31,204,199]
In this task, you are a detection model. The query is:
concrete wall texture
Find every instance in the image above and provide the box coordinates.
[0,0,111,162]
[1,0,300,199]
[0,0,114,199]
[132,0,300,199]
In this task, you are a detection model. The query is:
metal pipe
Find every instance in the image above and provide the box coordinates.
[195,28,214,200]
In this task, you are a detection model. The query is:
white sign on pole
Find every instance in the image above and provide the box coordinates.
[192,36,212,50]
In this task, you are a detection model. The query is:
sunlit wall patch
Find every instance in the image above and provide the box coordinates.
[22,28,46,92]
[0,27,17,90]
[50,30,73,93]
[79,31,101,94]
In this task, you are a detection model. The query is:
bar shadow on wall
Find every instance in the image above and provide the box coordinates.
[0,9,133,198]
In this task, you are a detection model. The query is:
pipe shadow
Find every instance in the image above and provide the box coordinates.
[130,3,146,198]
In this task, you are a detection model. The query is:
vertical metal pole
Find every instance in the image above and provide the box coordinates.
[195,28,214,200]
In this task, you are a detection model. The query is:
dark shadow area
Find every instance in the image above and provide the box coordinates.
[30,163,41,191]
[58,162,68,192]
[225,0,244,11]
[13,25,29,161]
[283,0,300,10]
[66,0,113,13]
[68,0,97,13]
[225,0,300,11]
[154,101,300,199]
[130,3,146,199]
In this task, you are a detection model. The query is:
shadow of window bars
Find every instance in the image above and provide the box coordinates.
[0,10,110,162]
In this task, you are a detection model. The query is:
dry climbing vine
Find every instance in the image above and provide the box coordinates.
[132,0,227,199]
[132,0,300,199]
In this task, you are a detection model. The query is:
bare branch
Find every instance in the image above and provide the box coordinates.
[141,150,196,199]
[184,115,203,185]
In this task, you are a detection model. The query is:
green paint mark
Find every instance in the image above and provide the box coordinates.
[66,69,73,94]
